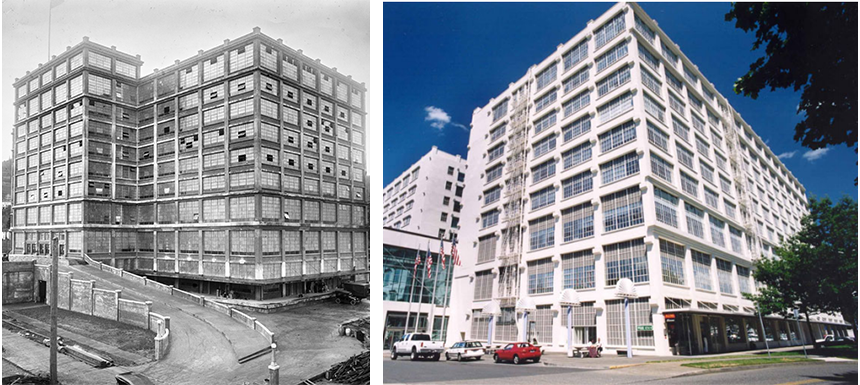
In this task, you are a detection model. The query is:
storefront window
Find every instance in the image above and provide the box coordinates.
[725,317,744,344]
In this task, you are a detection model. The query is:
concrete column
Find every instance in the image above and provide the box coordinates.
[268,362,279,385]
[115,290,122,321]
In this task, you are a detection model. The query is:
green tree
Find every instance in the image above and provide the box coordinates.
[726,3,858,181]
[747,196,858,344]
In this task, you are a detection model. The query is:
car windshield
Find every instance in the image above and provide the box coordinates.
[412,334,431,341]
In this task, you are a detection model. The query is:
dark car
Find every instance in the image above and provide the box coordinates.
[115,372,155,385]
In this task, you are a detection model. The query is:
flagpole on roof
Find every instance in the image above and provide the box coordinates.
[414,243,428,333]
[404,244,419,338]
[48,0,63,60]
[440,234,456,344]
[429,238,442,339]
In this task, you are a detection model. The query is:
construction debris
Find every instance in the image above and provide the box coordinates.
[303,351,369,385]
[338,317,369,349]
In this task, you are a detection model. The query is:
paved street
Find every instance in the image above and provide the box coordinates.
[384,356,857,385]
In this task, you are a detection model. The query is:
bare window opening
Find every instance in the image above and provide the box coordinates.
[210,58,218,64]
[238,83,246,91]
[307,163,315,170]
[238,154,246,162]
[266,154,274,162]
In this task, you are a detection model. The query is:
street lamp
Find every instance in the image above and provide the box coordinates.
[560,289,580,358]
[793,301,808,358]
[614,278,638,358]
[516,297,536,343]
[481,301,501,349]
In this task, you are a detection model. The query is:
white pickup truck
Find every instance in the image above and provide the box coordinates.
[390,333,445,361]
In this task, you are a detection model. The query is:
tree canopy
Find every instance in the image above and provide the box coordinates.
[726,3,858,154]
[748,196,858,339]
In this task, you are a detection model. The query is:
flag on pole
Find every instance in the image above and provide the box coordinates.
[452,237,460,266]
[426,241,433,279]
[413,247,421,272]
[440,238,446,270]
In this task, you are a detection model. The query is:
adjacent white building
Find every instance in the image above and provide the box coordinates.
[445,2,851,356]
[383,146,467,240]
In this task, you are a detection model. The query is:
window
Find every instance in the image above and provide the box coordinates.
[602,186,643,232]
[229,44,254,72]
[634,15,656,42]
[563,90,590,117]
[562,202,594,242]
[594,12,625,49]
[643,94,665,122]
[563,40,588,70]
[710,216,726,247]
[695,135,710,160]
[654,187,679,228]
[736,265,751,294]
[599,120,636,153]
[474,270,493,300]
[685,203,705,238]
[562,141,592,170]
[691,250,713,291]
[562,115,591,143]
[528,258,554,295]
[662,43,680,66]
[597,66,631,97]
[668,92,685,117]
[600,152,639,184]
[640,67,662,96]
[535,64,557,91]
[88,52,111,70]
[607,297,654,346]
[533,112,557,135]
[531,159,556,184]
[704,187,719,209]
[598,92,633,123]
[489,124,507,142]
[530,186,556,211]
[492,100,508,122]
[651,153,673,183]
[595,42,628,72]
[677,144,695,170]
[680,172,698,198]
[604,238,648,285]
[730,226,743,253]
[563,67,589,94]
[481,210,499,229]
[534,91,557,113]
[560,171,592,200]
[486,164,503,183]
[487,143,505,162]
[532,134,556,158]
[529,215,555,250]
[660,239,686,285]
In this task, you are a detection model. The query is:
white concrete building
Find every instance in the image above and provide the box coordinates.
[446,2,851,356]
[383,147,467,240]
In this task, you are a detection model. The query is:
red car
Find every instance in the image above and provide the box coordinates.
[493,342,541,364]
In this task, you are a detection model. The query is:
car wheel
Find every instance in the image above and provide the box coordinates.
[390,348,397,360]
[432,354,440,361]
[493,354,500,363]
[351,299,358,305]
[411,348,418,361]
[513,355,520,365]
[334,297,342,304]
[476,355,482,361]
[445,353,450,361]
[533,356,540,363]
[457,353,463,361]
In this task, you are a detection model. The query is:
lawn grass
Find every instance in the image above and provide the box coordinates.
[646,355,761,363]
[9,306,156,364]
[681,357,817,369]
[755,345,858,360]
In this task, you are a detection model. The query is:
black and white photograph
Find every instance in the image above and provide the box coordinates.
[2,0,370,384]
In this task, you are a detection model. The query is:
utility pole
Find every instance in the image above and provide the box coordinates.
[50,236,58,385]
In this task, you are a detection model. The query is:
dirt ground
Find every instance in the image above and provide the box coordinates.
[9,306,156,363]
[242,299,370,384]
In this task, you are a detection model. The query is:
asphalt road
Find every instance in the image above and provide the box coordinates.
[384,358,858,385]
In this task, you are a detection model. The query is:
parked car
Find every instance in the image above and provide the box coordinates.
[445,341,485,361]
[390,333,445,361]
[493,342,541,364]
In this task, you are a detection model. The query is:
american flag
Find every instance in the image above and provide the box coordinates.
[413,247,421,272]
[426,241,433,279]
[440,238,446,270]
[451,237,460,266]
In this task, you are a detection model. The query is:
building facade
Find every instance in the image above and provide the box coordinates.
[446,2,851,356]
[383,228,454,349]
[10,28,369,300]
[383,146,466,240]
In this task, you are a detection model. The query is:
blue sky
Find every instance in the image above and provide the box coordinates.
[383,2,858,202]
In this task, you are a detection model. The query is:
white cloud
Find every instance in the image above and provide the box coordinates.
[802,148,830,162]
[424,106,468,131]
[777,151,798,160]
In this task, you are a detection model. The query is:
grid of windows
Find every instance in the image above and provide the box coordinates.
[562,141,592,170]
[704,187,719,209]
[716,258,734,294]
[604,238,648,285]
[477,235,497,263]
[530,186,556,211]
[563,90,590,117]
[531,159,556,184]
[596,66,631,97]
[601,187,643,232]
[598,92,633,123]
[594,12,625,49]
[562,202,594,242]
[535,64,557,91]
[534,91,557,113]
[685,203,705,238]
[563,67,589,94]
[660,239,686,285]
[643,94,665,122]
[563,115,591,143]
[710,216,726,247]
[533,112,557,135]
[532,134,556,158]
[736,265,751,294]
[563,40,588,70]
[607,297,654,346]
[595,42,628,72]
[651,153,673,183]
[680,171,698,198]
[474,270,493,300]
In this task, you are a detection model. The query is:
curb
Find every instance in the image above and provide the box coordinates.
[668,359,831,378]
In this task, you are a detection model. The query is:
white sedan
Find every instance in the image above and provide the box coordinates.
[445,341,485,361]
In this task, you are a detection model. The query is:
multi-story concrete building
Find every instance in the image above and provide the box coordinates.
[383,146,466,240]
[446,2,851,356]
[10,28,369,300]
